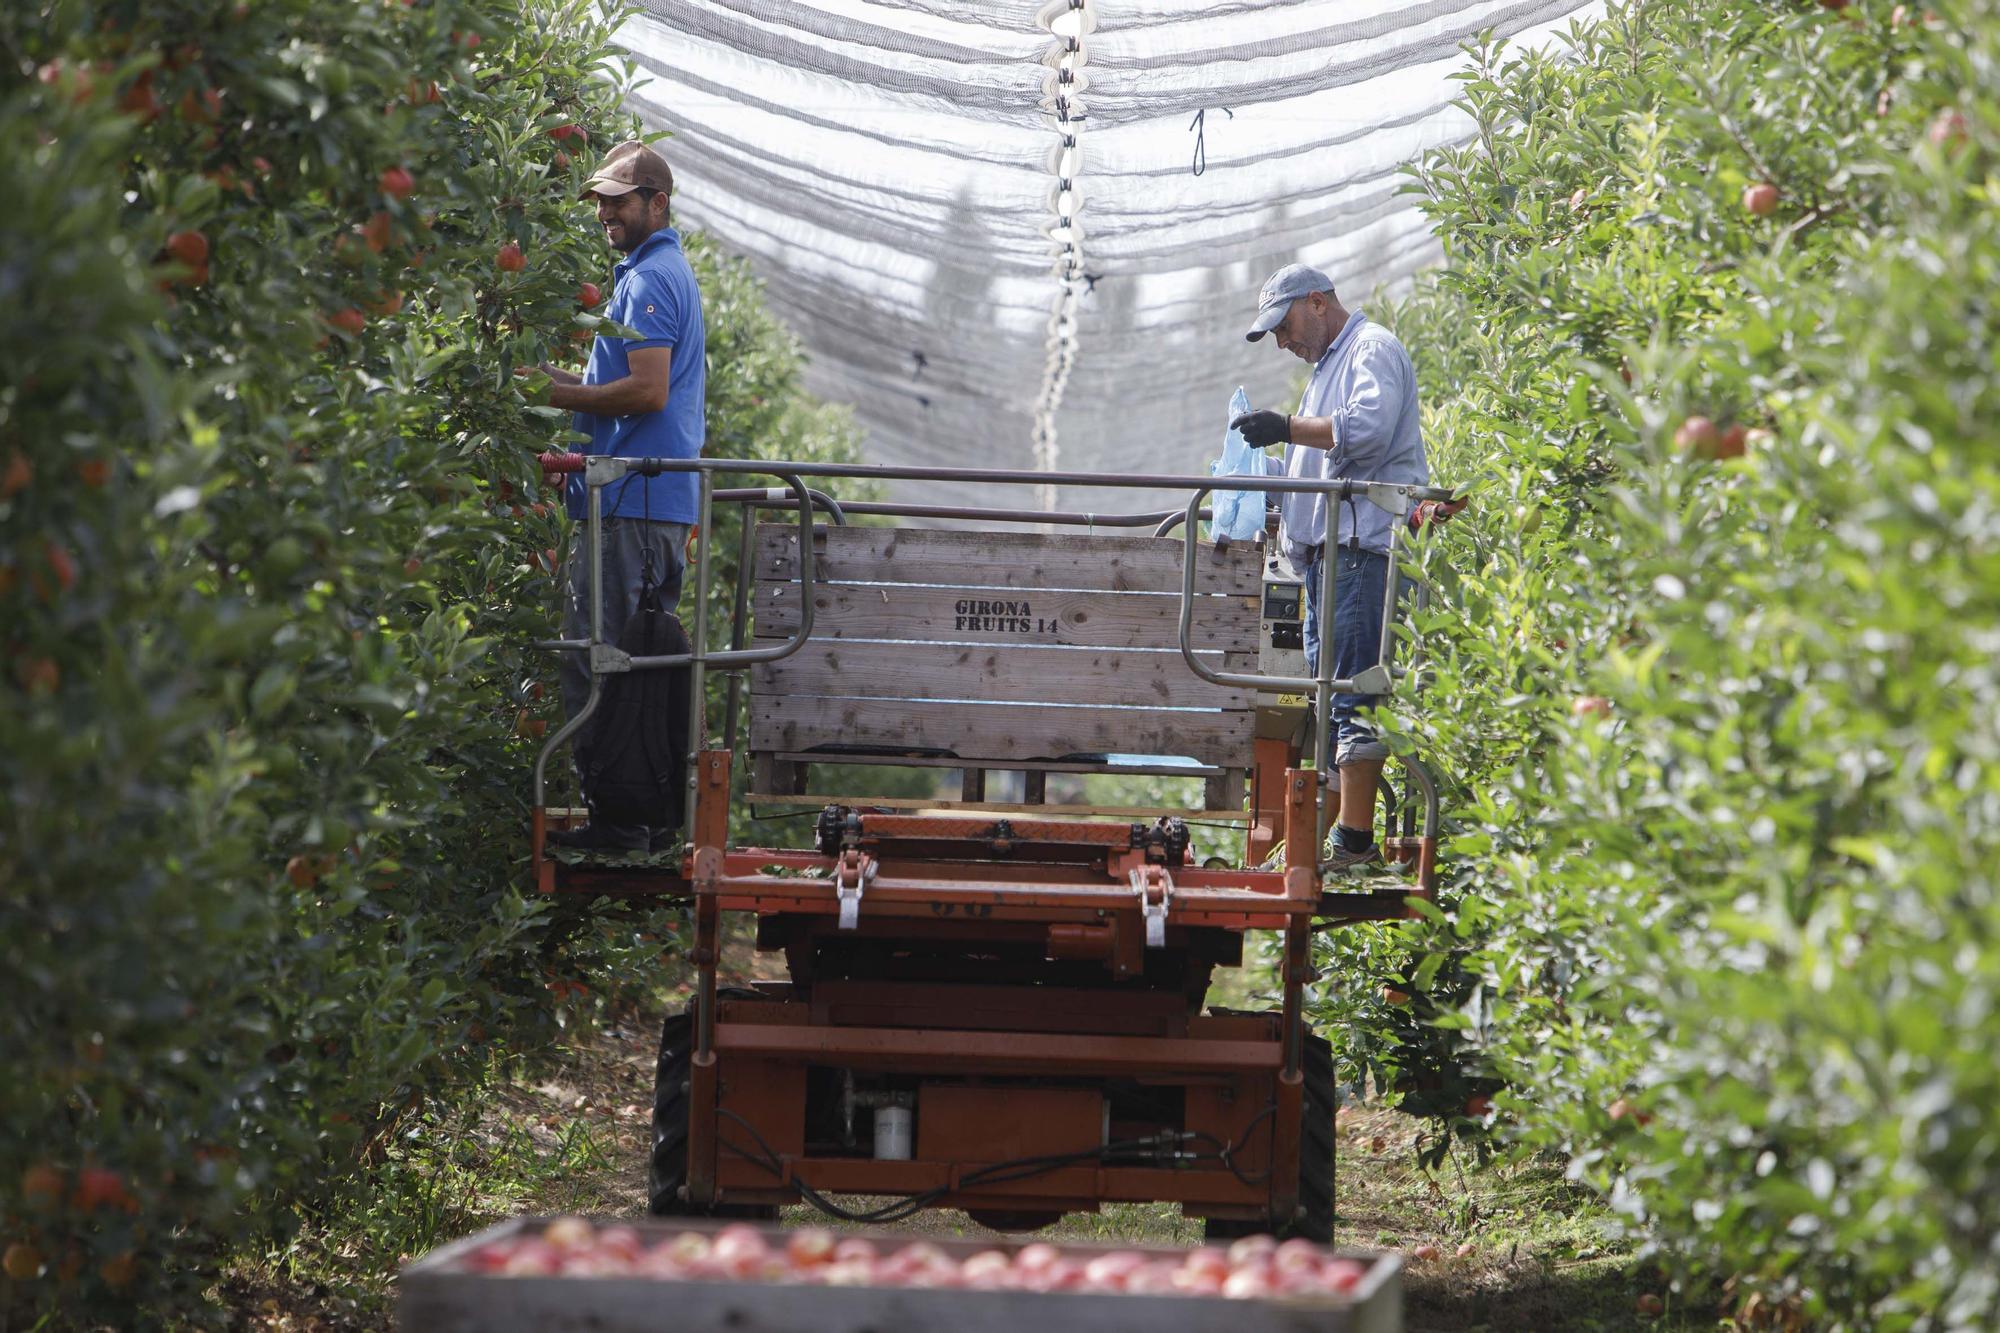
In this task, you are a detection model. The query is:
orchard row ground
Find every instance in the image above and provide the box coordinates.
[218,934,1718,1333]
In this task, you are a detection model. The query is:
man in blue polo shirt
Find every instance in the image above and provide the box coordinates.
[1232,264,1429,871]
[539,139,705,852]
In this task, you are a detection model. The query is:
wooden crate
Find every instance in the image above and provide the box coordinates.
[399,1216,1404,1333]
[748,525,1264,786]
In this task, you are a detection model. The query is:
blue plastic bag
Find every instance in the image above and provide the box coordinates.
[1208,386,1267,544]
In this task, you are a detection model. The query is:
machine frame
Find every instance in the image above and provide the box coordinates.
[530,452,1456,1236]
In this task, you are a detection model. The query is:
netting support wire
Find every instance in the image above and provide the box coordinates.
[1031,0,1095,517]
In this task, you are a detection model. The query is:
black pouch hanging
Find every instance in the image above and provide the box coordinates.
[576,568,692,831]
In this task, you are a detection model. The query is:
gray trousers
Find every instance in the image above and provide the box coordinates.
[559,517,691,795]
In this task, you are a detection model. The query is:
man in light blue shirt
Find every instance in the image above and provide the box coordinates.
[1233,263,1429,870]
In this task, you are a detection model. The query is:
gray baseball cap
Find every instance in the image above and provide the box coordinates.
[1245,262,1335,341]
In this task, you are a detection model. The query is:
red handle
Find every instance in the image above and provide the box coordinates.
[538,451,586,475]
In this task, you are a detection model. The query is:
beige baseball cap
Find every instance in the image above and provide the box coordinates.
[578,140,674,202]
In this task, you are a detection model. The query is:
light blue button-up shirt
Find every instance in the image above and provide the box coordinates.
[1276,312,1428,561]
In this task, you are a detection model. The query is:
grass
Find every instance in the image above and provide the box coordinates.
[211,1024,657,1330]
[1332,1108,1718,1332]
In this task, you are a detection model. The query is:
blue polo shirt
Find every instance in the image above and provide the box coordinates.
[566,227,705,523]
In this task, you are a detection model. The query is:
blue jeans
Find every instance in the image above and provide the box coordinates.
[1300,545,1392,767]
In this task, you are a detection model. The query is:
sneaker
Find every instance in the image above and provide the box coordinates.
[547,821,650,854]
[1318,841,1382,873]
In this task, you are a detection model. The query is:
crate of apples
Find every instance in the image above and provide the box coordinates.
[402,1216,1404,1332]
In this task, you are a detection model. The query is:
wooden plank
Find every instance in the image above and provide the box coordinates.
[1204,770,1247,814]
[755,525,1262,596]
[744,793,1253,823]
[750,696,1256,768]
[751,754,806,796]
[753,582,1259,652]
[752,641,1253,710]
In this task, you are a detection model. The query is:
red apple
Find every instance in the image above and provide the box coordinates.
[2,450,31,497]
[327,307,367,337]
[1464,1094,1492,1117]
[1043,1258,1088,1291]
[177,86,221,123]
[1272,1238,1322,1273]
[598,1226,645,1265]
[785,1228,836,1267]
[710,1225,770,1279]
[502,1240,561,1276]
[1928,108,1969,149]
[822,1258,873,1286]
[1715,424,1748,459]
[1012,1241,1059,1274]
[1182,1246,1230,1283]
[959,1250,1011,1287]
[1411,1243,1441,1262]
[542,1216,594,1250]
[1608,1097,1655,1126]
[1126,1260,1182,1295]
[1637,1292,1665,1317]
[1082,1250,1145,1290]
[380,165,415,198]
[634,1247,686,1280]
[363,211,393,254]
[15,657,58,696]
[463,1243,516,1273]
[21,1165,64,1207]
[665,1231,710,1265]
[1321,1257,1367,1293]
[166,229,210,266]
[1741,182,1779,217]
[1227,1235,1277,1267]
[119,71,161,122]
[3,1244,42,1281]
[496,241,526,272]
[1572,695,1612,719]
[578,281,603,308]
[1674,414,1722,456]
[73,1167,132,1213]
[1382,985,1411,1006]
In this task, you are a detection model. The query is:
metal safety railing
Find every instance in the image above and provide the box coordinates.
[530,453,1460,813]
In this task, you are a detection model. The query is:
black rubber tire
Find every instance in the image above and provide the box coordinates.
[1202,1030,1336,1243]
[648,990,779,1219]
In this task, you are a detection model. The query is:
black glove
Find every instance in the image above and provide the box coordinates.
[1230,409,1291,447]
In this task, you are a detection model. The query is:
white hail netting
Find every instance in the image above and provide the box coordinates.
[619,0,1602,515]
